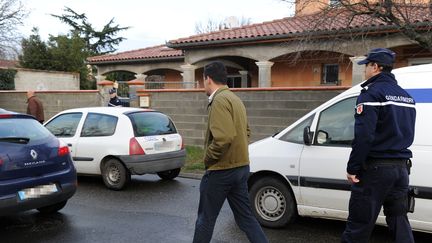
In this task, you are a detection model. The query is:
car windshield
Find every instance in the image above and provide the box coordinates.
[0,118,52,142]
[127,112,177,137]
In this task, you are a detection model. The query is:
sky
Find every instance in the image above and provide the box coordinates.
[19,0,294,53]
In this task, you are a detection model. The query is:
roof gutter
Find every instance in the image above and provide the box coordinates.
[87,55,184,65]
[166,23,431,49]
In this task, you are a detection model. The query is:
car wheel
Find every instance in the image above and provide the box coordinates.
[37,200,67,214]
[102,158,131,190]
[249,177,297,228]
[157,168,181,180]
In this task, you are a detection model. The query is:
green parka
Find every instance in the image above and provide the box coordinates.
[204,86,250,170]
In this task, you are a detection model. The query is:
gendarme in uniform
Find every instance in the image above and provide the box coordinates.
[342,48,416,243]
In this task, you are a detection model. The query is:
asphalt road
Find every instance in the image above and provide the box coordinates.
[1,175,431,243]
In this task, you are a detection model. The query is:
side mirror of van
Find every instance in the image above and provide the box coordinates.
[316,130,329,144]
[303,126,314,145]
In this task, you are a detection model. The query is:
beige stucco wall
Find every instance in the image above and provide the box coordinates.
[0,91,102,120]
[14,68,80,91]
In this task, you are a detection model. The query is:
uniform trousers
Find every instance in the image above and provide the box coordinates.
[342,163,414,243]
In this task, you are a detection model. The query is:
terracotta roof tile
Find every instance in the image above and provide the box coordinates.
[87,45,183,63]
[168,6,431,47]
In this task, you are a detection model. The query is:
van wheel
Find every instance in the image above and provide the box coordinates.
[249,177,297,228]
[102,158,131,190]
[37,200,67,214]
[157,168,181,180]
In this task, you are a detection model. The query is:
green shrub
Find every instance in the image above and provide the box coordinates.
[0,69,16,90]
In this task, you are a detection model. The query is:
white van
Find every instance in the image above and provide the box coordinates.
[248,63,432,233]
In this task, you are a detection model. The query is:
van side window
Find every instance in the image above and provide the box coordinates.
[315,97,356,147]
[279,115,314,144]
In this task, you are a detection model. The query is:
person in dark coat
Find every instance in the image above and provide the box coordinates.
[26,91,44,123]
[108,88,122,107]
[342,48,416,243]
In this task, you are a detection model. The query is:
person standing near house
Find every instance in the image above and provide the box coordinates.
[108,82,122,107]
[26,90,44,123]
[342,48,416,243]
[107,88,122,107]
[192,61,268,243]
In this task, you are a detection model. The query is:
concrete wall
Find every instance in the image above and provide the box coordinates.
[1,88,347,147]
[0,91,102,120]
[14,68,80,91]
[142,88,347,147]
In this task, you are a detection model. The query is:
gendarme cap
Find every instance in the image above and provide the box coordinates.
[357,48,396,65]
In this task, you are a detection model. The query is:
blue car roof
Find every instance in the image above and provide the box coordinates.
[0,109,36,120]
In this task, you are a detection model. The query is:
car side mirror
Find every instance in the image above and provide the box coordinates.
[316,130,329,144]
[303,126,314,146]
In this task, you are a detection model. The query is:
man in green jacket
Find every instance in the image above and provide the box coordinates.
[193,61,268,243]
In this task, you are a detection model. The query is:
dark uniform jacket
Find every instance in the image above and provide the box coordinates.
[108,97,122,107]
[347,72,416,175]
[204,86,251,170]
[27,96,44,123]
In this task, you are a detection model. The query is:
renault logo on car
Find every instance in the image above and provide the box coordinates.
[30,150,38,160]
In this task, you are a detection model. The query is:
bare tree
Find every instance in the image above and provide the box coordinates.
[195,16,252,34]
[336,0,432,51]
[0,0,28,59]
[281,0,432,52]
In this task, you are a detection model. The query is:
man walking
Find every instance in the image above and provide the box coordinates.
[193,61,268,243]
[26,90,44,123]
[342,48,416,243]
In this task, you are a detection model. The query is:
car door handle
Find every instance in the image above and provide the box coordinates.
[67,143,72,147]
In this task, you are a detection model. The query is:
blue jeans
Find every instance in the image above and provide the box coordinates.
[193,165,268,243]
[342,164,414,243]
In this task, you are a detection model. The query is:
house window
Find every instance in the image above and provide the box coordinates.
[227,75,242,88]
[322,64,339,85]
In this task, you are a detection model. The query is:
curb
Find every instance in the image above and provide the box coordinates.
[179,172,204,180]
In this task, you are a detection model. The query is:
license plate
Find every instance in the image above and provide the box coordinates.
[155,141,173,151]
[18,184,58,201]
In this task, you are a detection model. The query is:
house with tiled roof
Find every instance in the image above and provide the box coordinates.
[87,1,432,90]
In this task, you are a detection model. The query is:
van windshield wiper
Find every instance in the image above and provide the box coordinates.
[0,137,30,144]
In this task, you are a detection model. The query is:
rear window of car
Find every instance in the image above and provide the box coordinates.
[0,118,52,142]
[81,113,118,137]
[127,112,177,137]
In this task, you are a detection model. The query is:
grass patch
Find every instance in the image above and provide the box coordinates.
[182,145,205,173]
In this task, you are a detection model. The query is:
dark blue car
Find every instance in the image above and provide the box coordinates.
[0,110,77,215]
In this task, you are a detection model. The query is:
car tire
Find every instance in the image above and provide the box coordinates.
[249,177,297,228]
[102,158,131,190]
[37,200,67,214]
[157,168,181,180]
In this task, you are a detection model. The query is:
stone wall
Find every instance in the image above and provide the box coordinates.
[14,68,80,91]
[140,87,348,147]
[0,91,102,120]
[1,88,347,147]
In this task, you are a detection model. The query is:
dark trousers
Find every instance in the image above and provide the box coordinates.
[342,164,414,243]
[193,165,268,243]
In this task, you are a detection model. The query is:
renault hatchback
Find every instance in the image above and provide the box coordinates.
[44,107,186,190]
[0,111,77,215]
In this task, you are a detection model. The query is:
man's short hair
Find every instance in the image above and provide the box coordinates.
[203,61,227,85]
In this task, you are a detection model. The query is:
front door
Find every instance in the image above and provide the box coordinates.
[44,112,84,168]
[299,96,357,213]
